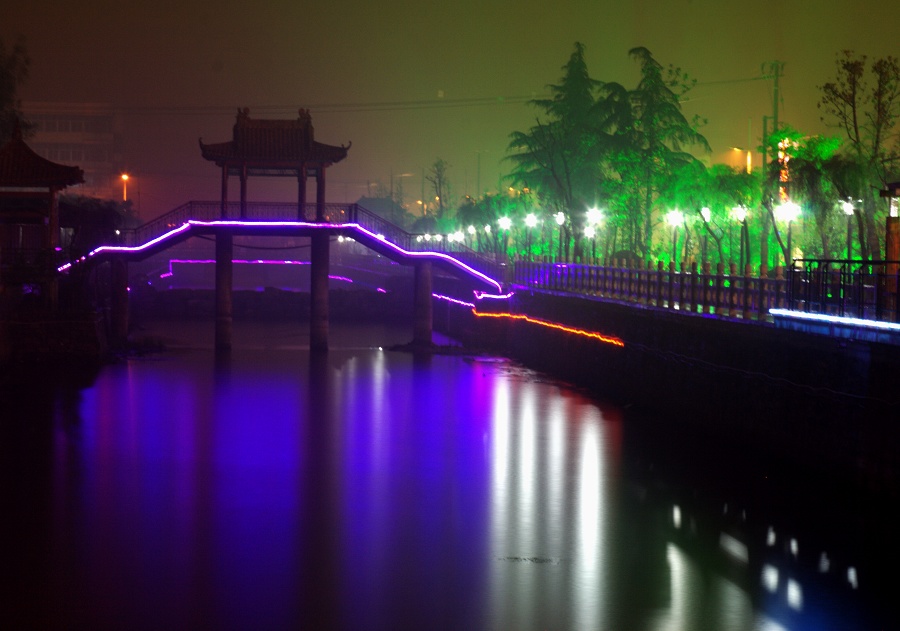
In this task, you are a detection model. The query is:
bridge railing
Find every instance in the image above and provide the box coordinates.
[788,259,900,322]
[514,259,791,321]
[116,201,506,283]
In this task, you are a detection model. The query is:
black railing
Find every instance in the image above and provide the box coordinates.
[788,259,900,322]
[515,259,789,321]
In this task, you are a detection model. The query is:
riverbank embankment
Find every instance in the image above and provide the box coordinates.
[435,288,900,492]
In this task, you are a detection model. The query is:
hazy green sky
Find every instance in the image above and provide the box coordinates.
[4,0,898,214]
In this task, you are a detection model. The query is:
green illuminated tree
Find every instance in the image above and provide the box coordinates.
[0,36,32,144]
[617,47,710,258]
[763,126,863,261]
[818,50,900,258]
[507,42,608,260]
[658,162,759,265]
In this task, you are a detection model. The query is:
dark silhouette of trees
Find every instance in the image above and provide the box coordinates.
[425,158,451,219]
[0,36,32,144]
[818,50,900,259]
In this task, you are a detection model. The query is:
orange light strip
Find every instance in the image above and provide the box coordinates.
[472,309,625,348]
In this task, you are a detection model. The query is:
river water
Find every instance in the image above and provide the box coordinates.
[1,321,891,630]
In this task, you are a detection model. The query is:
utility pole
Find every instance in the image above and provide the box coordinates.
[760,61,784,272]
[761,61,785,160]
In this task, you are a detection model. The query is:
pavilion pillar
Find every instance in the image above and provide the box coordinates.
[310,167,329,351]
[110,259,129,348]
[240,163,248,219]
[297,165,307,220]
[315,168,327,221]
[220,166,229,218]
[413,261,433,348]
[215,232,233,351]
[47,189,60,310]
[310,233,329,351]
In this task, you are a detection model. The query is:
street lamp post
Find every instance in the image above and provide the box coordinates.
[666,210,685,265]
[121,173,129,201]
[498,216,511,260]
[585,206,603,263]
[584,225,596,260]
[731,206,749,270]
[774,201,801,268]
[841,199,855,259]
[554,211,565,261]
[525,213,537,261]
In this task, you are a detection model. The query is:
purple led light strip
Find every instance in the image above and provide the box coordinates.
[60,219,502,291]
[432,293,476,309]
[160,259,352,283]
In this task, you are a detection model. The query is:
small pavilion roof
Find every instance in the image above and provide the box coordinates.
[199,108,350,168]
[0,122,84,189]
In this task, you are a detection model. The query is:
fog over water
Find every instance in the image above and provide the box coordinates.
[1,321,889,630]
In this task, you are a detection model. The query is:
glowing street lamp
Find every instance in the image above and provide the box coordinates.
[524,213,537,260]
[774,201,801,267]
[584,225,596,259]
[121,173,129,201]
[554,211,565,260]
[666,209,685,264]
[841,199,856,259]
[497,217,511,259]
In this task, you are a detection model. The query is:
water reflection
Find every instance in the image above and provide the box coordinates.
[0,325,888,629]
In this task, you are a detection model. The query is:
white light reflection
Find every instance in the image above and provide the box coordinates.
[673,505,682,529]
[575,419,605,630]
[660,543,689,630]
[786,578,803,610]
[767,526,776,546]
[762,563,779,593]
[848,566,858,589]
[517,384,538,547]
[719,532,749,563]
[487,378,613,629]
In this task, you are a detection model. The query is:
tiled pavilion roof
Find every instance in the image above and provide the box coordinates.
[0,122,84,189]
[199,108,350,169]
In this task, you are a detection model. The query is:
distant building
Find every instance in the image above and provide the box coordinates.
[24,102,125,201]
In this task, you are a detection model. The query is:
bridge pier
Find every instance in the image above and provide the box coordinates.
[215,233,233,351]
[413,261,433,348]
[310,232,330,352]
[110,259,129,349]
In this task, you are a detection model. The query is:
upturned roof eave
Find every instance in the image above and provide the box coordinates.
[0,137,85,189]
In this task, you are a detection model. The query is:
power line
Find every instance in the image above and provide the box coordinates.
[113,95,545,117]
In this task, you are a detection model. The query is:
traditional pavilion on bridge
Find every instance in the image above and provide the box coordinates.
[200,108,351,350]
[0,120,84,310]
[200,107,349,220]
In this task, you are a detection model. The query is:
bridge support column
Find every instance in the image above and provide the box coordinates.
[310,232,330,352]
[215,233,233,351]
[413,261,433,348]
[110,259,129,349]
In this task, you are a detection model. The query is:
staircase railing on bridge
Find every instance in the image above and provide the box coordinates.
[787,259,900,322]
[117,201,507,284]
[514,259,790,321]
